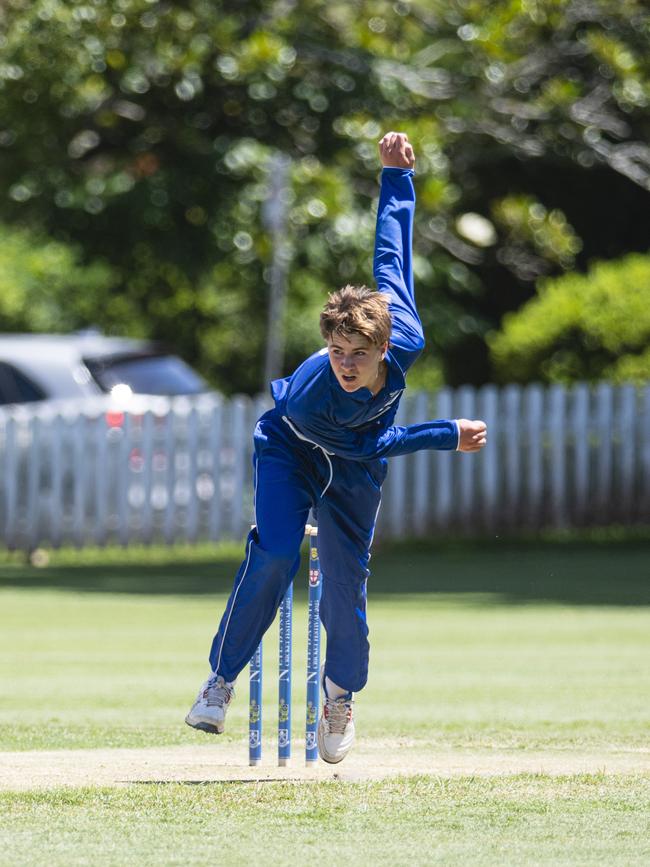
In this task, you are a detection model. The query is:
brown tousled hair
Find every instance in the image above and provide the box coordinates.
[319,285,391,346]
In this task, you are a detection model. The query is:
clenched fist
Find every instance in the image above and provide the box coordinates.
[378,132,415,169]
[456,419,487,453]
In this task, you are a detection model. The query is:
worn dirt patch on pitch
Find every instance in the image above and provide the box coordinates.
[1,741,649,790]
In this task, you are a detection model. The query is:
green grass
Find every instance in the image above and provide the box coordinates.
[1,535,650,602]
[1,539,649,752]
[1,776,649,866]
[1,539,649,865]
[0,589,648,753]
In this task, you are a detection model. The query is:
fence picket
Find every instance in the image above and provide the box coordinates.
[3,415,17,549]
[140,409,155,544]
[72,415,86,548]
[594,383,614,524]
[93,414,108,547]
[524,384,544,528]
[548,385,567,529]
[49,414,64,548]
[230,397,249,538]
[163,409,176,544]
[186,407,200,543]
[433,388,459,530]
[617,385,636,524]
[502,385,521,529]
[207,397,224,542]
[116,413,131,546]
[457,385,477,531]
[26,414,41,551]
[478,385,499,532]
[642,386,650,522]
[571,384,590,526]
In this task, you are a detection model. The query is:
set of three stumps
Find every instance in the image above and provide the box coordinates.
[248,524,322,766]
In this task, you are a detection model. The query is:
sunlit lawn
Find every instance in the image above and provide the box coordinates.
[1,538,649,865]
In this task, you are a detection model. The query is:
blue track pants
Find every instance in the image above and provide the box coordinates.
[208,409,386,693]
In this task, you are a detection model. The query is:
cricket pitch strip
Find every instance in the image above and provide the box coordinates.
[1,740,649,790]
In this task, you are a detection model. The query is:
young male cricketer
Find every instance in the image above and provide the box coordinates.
[186,131,487,763]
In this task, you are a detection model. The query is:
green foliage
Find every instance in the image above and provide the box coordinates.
[489,253,650,383]
[0,224,117,333]
[609,346,650,382]
[491,195,582,270]
[400,354,445,391]
[0,0,649,390]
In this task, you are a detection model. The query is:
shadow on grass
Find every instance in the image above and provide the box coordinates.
[0,538,648,605]
[126,779,308,786]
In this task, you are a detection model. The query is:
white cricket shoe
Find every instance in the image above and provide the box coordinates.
[317,669,355,764]
[185,674,234,735]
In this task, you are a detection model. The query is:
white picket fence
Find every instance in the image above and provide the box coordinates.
[0,383,648,552]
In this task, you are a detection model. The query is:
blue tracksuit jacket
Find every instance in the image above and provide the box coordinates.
[209,168,458,693]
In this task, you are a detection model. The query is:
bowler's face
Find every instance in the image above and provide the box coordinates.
[326,333,387,393]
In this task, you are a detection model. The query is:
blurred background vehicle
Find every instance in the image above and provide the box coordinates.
[0,332,229,553]
[0,333,210,406]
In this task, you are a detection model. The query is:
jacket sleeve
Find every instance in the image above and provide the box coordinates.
[373,168,424,373]
[284,411,459,460]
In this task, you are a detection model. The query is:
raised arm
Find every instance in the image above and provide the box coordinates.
[374,132,424,373]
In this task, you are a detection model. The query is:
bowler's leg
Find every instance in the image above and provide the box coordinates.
[317,462,383,694]
[186,424,313,735]
[209,447,313,681]
[315,458,384,763]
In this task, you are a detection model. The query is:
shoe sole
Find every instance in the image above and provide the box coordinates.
[317,724,353,764]
[185,715,224,735]
[318,748,345,764]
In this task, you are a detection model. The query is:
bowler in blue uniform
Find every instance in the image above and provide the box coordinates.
[186,132,487,763]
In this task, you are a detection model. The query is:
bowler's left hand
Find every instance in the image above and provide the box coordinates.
[456,419,487,452]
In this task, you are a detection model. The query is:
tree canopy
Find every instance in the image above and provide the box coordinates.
[489,252,650,384]
[0,223,115,333]
[0,0,648,392]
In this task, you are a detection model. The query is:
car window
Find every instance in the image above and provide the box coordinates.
[83,353,208,396]
[0,362,46,405]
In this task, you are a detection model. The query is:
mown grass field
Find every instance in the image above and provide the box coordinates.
[1,537,649,865]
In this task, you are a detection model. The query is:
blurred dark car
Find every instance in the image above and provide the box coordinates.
[0,333,210,406]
